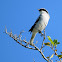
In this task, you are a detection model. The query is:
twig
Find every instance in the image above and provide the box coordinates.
[4,27,52,62]
[33,58,35,62]
[40,29,45,50]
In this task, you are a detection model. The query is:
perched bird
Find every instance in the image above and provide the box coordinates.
[29,8,50,45]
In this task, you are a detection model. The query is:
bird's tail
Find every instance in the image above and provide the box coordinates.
[30,32,36,45]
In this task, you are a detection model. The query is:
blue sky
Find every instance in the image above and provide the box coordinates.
[0,0,62,62]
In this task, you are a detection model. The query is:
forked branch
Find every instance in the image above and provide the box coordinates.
[4,27,52,62]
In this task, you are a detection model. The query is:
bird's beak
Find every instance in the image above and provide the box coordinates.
[38,9,40,10]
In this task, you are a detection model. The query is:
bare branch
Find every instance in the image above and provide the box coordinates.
[4,27,52,62]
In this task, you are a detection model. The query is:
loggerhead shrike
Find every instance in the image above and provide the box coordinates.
[29,8,50,45]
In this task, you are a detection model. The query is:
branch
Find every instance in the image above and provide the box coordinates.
[4,27,52,62]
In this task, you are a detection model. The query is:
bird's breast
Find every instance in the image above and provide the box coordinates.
[34,14,50,31]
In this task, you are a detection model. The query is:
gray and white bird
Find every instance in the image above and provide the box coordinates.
[29,8,50,45]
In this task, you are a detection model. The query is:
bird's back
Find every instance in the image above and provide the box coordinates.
[29,15,40,32]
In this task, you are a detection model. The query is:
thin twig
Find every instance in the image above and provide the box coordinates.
[4,27,51,62]
[40,29,45,50]
[33,58,35,62]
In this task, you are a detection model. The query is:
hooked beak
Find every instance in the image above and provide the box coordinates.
[38,9,40,11]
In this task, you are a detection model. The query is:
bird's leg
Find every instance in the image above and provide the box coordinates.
[38,30,43,36]
[38,29,46,37]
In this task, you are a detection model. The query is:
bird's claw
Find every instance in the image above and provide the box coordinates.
[41,33,44,36]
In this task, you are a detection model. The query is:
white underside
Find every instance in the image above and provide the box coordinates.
[30,11,50,45]
[32,12,50,33]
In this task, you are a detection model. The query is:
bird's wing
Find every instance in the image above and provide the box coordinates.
[29,15,40,32]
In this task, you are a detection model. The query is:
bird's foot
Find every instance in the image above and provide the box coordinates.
[41,33,44,36]
[38,31,44,36]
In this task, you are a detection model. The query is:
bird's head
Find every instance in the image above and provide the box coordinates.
[38,8,48,14]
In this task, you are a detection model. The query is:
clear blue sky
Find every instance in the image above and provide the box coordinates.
[0,0,62,62]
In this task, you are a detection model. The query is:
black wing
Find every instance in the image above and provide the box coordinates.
[29,15,40,32]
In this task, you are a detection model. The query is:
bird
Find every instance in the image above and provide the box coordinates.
[29,8,50,45]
